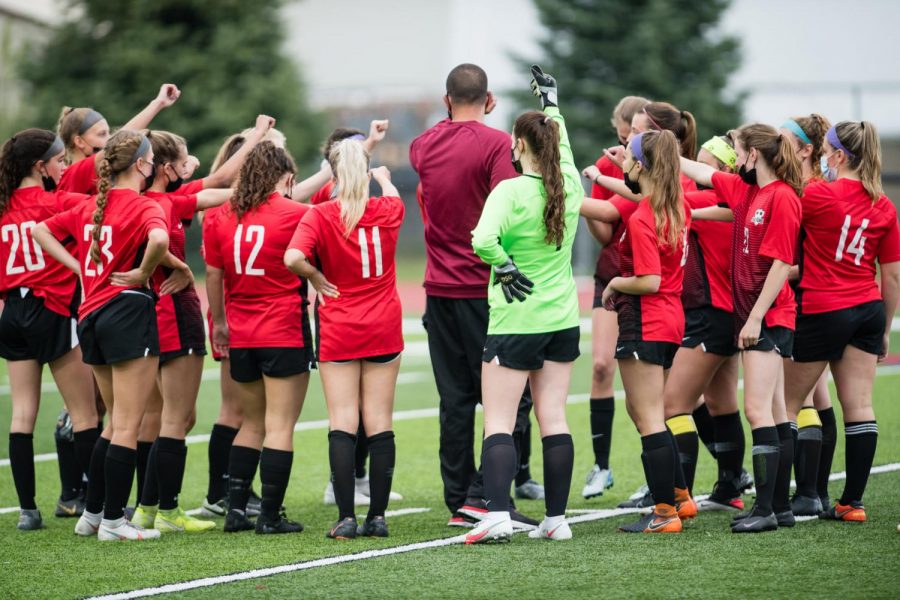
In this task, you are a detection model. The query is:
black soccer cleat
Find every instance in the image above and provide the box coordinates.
[618,490,655,509]
[256,512,304,535]
[224,509,255,533]
[731,509,778,533]
[357,516,389,538]
[509,508,539,531]
[775,510,796,528]
[790,494,824,517]
[327,517,358,540]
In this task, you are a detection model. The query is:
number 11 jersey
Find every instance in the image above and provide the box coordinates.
[288,196,404,362]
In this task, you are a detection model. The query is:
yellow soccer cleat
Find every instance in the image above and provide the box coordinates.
[154,507,216,533]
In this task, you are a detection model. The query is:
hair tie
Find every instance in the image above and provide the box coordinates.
[543,116,551,124]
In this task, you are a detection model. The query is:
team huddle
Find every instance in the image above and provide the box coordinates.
[1,62,897,544]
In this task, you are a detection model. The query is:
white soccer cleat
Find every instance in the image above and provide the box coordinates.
[464,513,513,544]
[528,517,572,541]
[323,481,371,506]
[74,510,102,537]
[355,475,404,501]
[582,465,614,499]
[97,517,161,541]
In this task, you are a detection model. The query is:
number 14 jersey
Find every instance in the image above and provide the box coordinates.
[288,196,404,362]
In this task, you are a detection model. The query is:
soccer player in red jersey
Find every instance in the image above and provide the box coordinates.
[33,130,170,541]
[286,141,404,540]
[577,95,648,501]
[56,84,182,194]
[204,142,312,535]
[310,120,389,206]
[779,114,837,516]
[0,129,98,530]
[785,122,900,522]
[681,124,804,533]
[587,130,690,534]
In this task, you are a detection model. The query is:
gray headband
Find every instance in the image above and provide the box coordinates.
[128,136,151,167]
[40,136,65,162]
[77,109,105,135]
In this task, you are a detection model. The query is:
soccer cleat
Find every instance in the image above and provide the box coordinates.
[354,475,404,502]
[731,509,778,533]
[199,498,227,518]
[247,489,262,517]
[617,488,654,509]
[464,515,513,544]
[528,517,572,541]
[130,505,157,529]
[776,510,796,528]
[738,468,754,492]
[515,479,545,500]
[821,501,866,522]
[323,481,371,506]
[618,505,682,533]
[224,509,255,532]
[819,495,832,515]
[17,509,44,531]
[55,496,84,518]
[790,494,824,517]
[582,465,614,499]
[510,509,539,531]
[98,517,160,541]
[675,488,698,520]
[256,511,304,535]
[357,516,389,537]
[447,512,478,528]
[75,510,102,536]
[458,498,489,520]
[326,517,358,540]
[154,507,216,533]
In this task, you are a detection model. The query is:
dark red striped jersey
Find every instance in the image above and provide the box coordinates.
[682,189,733,312]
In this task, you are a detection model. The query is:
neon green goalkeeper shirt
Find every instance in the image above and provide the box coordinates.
[471,106,583,335]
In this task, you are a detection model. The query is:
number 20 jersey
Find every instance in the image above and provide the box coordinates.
[288,196,404,362]
[203,193,309,348]
[796,178,900,315]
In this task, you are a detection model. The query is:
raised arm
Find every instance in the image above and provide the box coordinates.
[370,166,399,197]
[363,120,389,153]
[203,115,275,189]
[691,205,734,222]
[679,156,716,188]
[580,198,624,223]
[292,161,333,203]
[195,188,232,211]
[582,166,641,202]
[121,84,181,131]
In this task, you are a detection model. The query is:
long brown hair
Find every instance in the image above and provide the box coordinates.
[0,129,58,215]
[91,130,146,264]
[513,111,566,247]
[643,101,697,160]
[637,130,685,249]
[231,141,295,220]
[737,124,804,196]
[834,121,883,202]
[147,130,187,166]
[793,113,831,169]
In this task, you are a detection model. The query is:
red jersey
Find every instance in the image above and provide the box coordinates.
[43,189,168,320]
[0,188,88,317]
[615,198,690,344]
[682,190,733,312]
[797,178,900,314]
[589,156,622,201]
[410,119,517,298]
[310,181,335,206]
[58,155,99,194]
[203,193,308,348]
[289,196,404,361]
[176,179,205,195]
[712,172,800,330]
[146,190,202,353]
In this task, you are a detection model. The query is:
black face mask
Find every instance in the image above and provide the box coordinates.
[165,176,184,194]
[623,166,641,195]
[89,146,103,156]
[40,168,56,192]
[738,163,757,186]
[141,162,157,191]
[696,183,713,191]
[511,147,523,174]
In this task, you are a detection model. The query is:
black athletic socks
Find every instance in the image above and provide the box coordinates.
[354,421,368,479]
[103,444,136,521]
[692,403,717,459]
[207,424,238,503]
[55,437,81,501]
[329,430,357,520]
[367,431,396,519]
[482,433,517,513]
[73,427,100,490]
[228,445,261,513]
[515,422,533,487]
[135,440,152,505]
[589,397,614,469]
[773,423,794,512]
[795,408,823,499]
[818,407,837,502]
[259,447,293,521]
[750,427,780,514]
[641,432,675,507]
[9,433,36,510]
[85,436,111,514]
[542,433,574,517]
[140,439,160,507]
[841,421,878,504]
[713,412,745,496]
[157,437,186,510]
[666,415,698,492]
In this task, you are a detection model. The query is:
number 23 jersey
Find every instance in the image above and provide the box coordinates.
[203,193,309,348]
[288,196,404,362]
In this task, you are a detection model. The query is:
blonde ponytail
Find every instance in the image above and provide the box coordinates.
[329,139,370,236]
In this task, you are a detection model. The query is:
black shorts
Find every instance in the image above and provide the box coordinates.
[77,289,159,366]
[482,326,580,371]
[159,345,207,366]
[793,301,885,362]
[743,323,794,358]
[615,340,679,369]
[229,347,313,383]
[682,307,738,356]
[592,277,608,309]
[0,289,76,364]
[329,352,401,365]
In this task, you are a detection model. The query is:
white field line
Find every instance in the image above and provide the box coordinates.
[83,461,900,600]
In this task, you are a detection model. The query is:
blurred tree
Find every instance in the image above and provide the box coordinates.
[516,0,743,165]
[17,0,322,170]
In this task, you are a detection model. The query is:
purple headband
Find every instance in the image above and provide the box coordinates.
[630,132,647,166]
[348,133,366,141]
[826,126,856,160]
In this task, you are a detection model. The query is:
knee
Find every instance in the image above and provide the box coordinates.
[592,355,616,383]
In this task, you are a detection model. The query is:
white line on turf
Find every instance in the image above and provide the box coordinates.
[83,461,900,600]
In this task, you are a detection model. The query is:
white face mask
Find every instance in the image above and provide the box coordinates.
[820,155,838,182]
